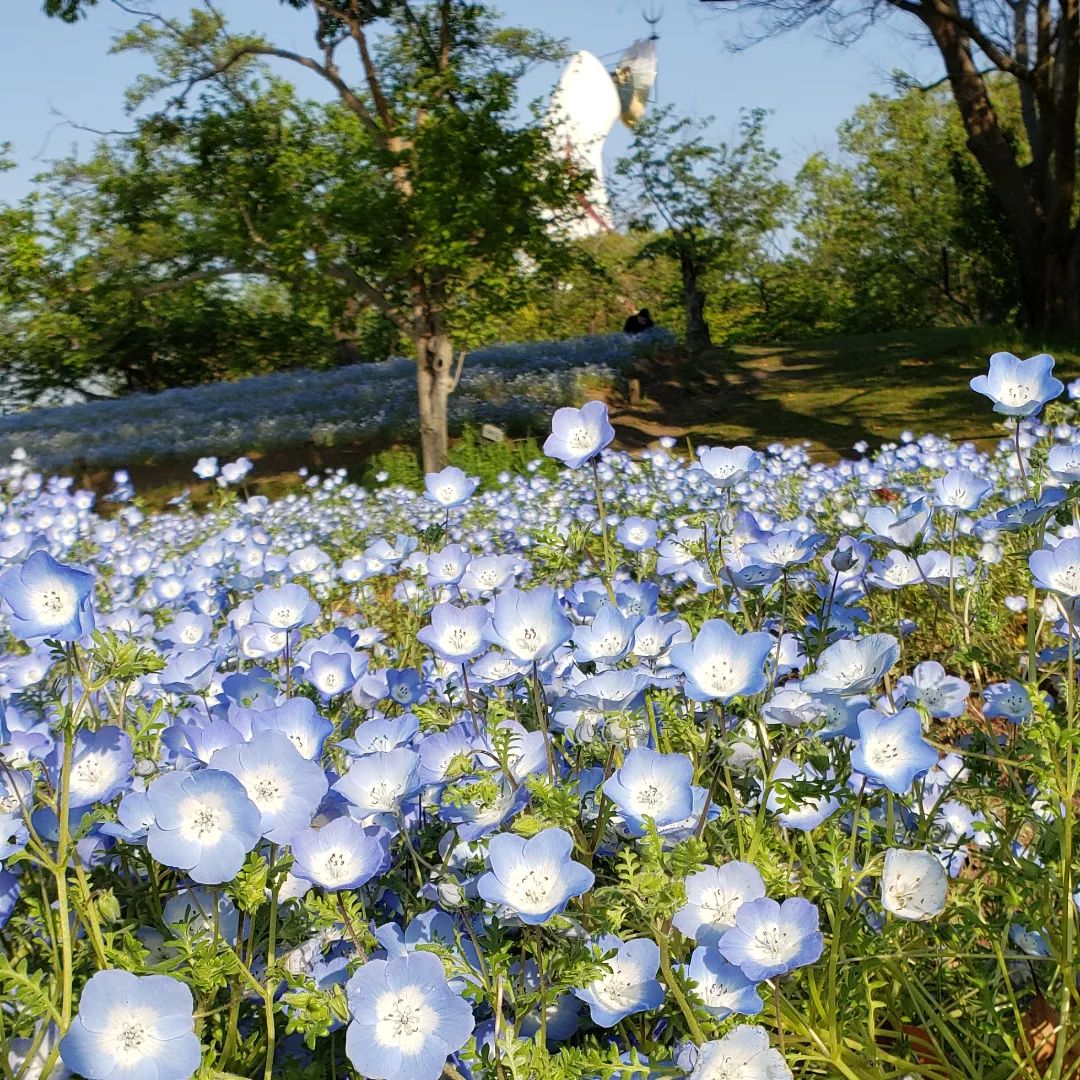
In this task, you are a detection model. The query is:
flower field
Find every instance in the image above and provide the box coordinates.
[0,332,663,471]
[3,351,1080,1080]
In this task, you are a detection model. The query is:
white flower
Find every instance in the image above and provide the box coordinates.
[881,848,947,921]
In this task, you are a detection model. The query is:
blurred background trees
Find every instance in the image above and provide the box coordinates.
[7,0,1070,412]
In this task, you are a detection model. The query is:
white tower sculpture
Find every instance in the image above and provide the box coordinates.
[546,40,658,240]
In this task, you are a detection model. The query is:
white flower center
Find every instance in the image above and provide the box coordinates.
[179,795,227,844]
[509,866,557,912]
[373,987,438,1054]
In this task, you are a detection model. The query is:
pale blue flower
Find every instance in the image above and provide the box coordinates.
[0,551,95,641]
[210,731,328,844]
[690,1026,792,1080]
[850,707,938,794]
[686,945,763,1018]
[484,586,573,663]
[668,619,773,703]
[574,935,664,1027]
[673,862,765,945]
[146,768,262,884]
[602,747,694,835]
[344,952,474,1080]
[424,466,479,508]
[477,827,594,924]
[970,352,1062,417]
[290,816,390,891]
[801,634,899,696]
[718,896,823,980]
[543,400,615,469]
[60,969,201,1080]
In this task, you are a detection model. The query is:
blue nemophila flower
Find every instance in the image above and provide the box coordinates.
[484,586,573,663]
[668,619,773,703]
[344,951,474,1080]
[931,468,993,512]
[573,601,641,666]
[718,896,824,980]
[146,768,262,884]
[574,934,664,1027]
[982,679,1037,723]
[602,747,694,835]
[863,499,932,549]
[477,827,594,924]
[417,602,490,665]
[333,747,422,819]
[306,650,357,699]
[543,400,615,469]
[800,634,899,696]
[970,351,1063,417]
[1048,443,1080,483]
[159,648,217,694]
[65,725,134,809]
[696,445,761,488]
[850,707,938,795]
[743,528,825,570]
[896,661,970,719]
[426,544,470,587]
[59,969,202,1080]
[765,758,841,832]
[250,583,319,630]
[424,466,479,508]
[250,697,334,759]
[881,848,947,921]
[673,862,766,945]
[690,1025,792,1080]
[0,551,95,641]
[686,945,763,1018]
[210,731,328,845]
[290,816,390,891]
[193,455,218,479]
[573,668,651,712]
[1030,537,1080,598]
[617,516,658,551]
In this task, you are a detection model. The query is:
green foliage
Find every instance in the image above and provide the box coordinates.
[761,84,1019,339]
[615,106,790,349]
[10,2,583,404]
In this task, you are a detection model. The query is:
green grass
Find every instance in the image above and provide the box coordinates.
[616,326,1080,457]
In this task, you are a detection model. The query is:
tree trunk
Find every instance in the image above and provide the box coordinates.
[415,331,453,474]
[920,4,1080,334]
[682,258,712,355]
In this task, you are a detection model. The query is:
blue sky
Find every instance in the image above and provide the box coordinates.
[1,0,943,201]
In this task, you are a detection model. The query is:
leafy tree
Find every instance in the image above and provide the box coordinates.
[614,107,788,354]
[704,0,1080,336]
[763,84,1017,337]
[489,232,683,342]
[36,1,584,470]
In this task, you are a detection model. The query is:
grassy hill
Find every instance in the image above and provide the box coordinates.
[613,326,1080,458]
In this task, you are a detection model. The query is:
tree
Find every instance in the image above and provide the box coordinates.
[615,107,788,354]
[761,84,1017,337]
[40,1,584,471]
[704,0,1080,336]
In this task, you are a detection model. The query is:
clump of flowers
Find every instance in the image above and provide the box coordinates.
[0,357,1078,1080]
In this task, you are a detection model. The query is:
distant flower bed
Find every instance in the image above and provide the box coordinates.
[0,331,667,470]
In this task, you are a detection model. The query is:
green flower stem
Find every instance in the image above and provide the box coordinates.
[263,845,281,1080]
[655,925,705,1045]
[72,863,108,968]
[591,458,617,602]
[55,708,75,1030]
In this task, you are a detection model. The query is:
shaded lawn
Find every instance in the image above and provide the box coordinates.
[613,326,1080,459]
